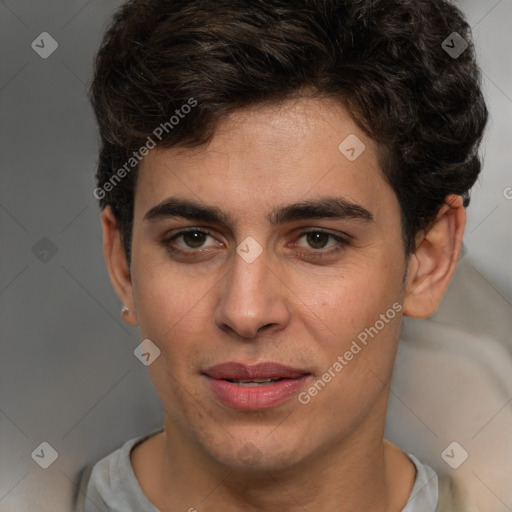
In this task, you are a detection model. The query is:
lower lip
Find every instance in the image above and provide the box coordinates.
[205,375,309,410]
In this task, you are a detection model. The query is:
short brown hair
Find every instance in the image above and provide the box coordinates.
[90,0,488,264]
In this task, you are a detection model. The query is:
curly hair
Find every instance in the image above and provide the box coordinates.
[90,0,488,264]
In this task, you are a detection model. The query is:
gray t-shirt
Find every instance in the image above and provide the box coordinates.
[76,428,439,512]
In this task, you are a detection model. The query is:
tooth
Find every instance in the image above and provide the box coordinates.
[230,378,279,386]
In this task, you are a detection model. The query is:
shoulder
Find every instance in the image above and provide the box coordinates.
[75,428,163,512]
[400,455,468,512]
[401,454,439,512]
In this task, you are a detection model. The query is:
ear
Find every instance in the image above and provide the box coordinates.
[101,206,138,326]
[403,194,465,318]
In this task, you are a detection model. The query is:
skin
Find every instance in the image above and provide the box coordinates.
[101,97,465,512]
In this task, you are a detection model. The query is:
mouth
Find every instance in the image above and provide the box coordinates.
[223,378,286,386]
[202,361,311,410]
[203,361,308,380]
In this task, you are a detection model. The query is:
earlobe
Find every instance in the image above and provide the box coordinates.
[101,206,138,326]
[403,195,466,318]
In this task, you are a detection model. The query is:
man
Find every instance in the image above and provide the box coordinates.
[80,0,488,510]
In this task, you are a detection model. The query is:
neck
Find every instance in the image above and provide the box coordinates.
[150,396,415,512]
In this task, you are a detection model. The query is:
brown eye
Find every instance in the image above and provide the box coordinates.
[163,228,217,253]
[304,231,331,249]
[295,230,350,252]
[180,230,208,249]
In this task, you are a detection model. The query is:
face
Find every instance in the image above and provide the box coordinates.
[124,97,410,471]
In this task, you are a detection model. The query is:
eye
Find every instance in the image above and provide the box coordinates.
[163,228,218,253]
[294,229,350,257]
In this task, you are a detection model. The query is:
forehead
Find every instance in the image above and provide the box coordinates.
[134,97,392,224]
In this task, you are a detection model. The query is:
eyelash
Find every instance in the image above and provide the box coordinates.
[162,228,351,259]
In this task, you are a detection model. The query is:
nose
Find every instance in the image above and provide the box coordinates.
[214,247,291,339]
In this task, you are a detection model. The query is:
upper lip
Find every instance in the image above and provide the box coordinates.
[203,362,309,380]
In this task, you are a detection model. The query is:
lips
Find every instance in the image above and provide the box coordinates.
[202,361,311,410]
[203,361,308,380]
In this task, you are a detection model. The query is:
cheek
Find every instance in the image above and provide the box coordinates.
[145,357,211,437]
[303,256,405,403]
[132,258,211,340]
[299,308,403,440]
[133,267,209,421]
[302,253,404,337]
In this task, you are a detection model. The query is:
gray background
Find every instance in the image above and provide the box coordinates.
[1,1,511,511]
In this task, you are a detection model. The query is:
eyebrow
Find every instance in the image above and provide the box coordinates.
[143,196,374,226]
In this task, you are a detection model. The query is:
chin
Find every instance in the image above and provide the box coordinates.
[202,431,310,473]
